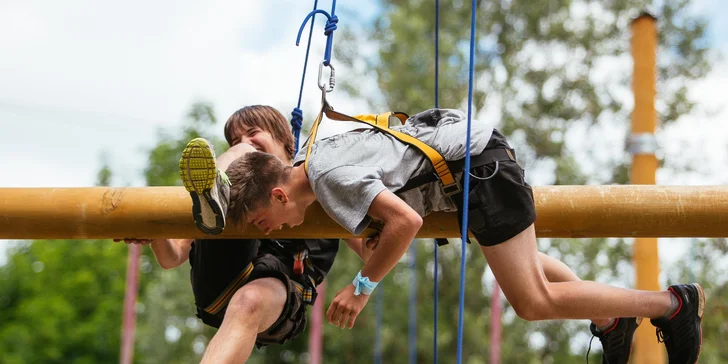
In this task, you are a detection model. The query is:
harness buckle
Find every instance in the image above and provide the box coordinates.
[440,181,462,196]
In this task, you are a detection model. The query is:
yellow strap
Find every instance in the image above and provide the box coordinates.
[204,263,254,314]
[303,102,328,177]
[352,112,408,128]
[376,113,390,128]
[304,104,456,187]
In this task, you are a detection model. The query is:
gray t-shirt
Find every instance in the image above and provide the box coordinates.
[293,108,494,235]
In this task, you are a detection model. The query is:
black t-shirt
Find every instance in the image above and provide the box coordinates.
[189,238,339,308]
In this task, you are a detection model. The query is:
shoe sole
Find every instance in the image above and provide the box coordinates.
[693,283,705,364]
[179,138,225,235]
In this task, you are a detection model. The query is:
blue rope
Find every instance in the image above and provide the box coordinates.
[374,285,384,364]
[408,243,417,364]
[433,0,440,362]
[290,0,320,153]
[457,1,477,363]
[295,0,338,66]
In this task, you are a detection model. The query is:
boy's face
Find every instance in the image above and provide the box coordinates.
[229,125,290,163]
[246,191,307,235]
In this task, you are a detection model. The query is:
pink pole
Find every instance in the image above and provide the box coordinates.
[308,282,326,364]
[489,281,502,364]
[120,244,142,364]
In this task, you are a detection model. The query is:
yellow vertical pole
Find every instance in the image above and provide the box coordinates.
[630,13,664,364]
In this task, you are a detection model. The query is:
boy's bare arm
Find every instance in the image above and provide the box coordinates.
[343,238,376,263]
[114,238,194,269]
[149,239,194,269]
[325,190,422,329]
[360,190,423,281]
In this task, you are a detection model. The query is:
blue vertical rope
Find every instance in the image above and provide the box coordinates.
[290,0,319,153]
[408,243,417,364]
[456,1,477,363]
[374,285,384,364]
[433,0,440,362]
[296,2,338,67]
[323,0,338,66]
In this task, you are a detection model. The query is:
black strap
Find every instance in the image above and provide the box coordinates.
[303,239,321,252]
[450,188,474,245]
[397,147,516,194]
[401,148,516,246]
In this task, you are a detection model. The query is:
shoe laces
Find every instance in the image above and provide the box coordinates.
[586,335,596,364]
[586,334,613,364]
[219,170,231,186]
[654,315,694,351]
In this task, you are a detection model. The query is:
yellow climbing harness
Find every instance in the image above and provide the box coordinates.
[303,102,462,195]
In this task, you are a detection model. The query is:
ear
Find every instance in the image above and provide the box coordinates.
[271,187,289,204]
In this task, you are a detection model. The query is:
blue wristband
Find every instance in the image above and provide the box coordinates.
[352,270,379,296]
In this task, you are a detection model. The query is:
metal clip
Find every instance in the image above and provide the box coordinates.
[318,61,335,93]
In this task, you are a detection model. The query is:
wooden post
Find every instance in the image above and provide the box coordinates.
[120,244,141,364]
[307,282,325,364]
[630,12,664,364]
[489,281,502,364]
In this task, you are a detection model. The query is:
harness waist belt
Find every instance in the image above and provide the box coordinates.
[398,147,516,194]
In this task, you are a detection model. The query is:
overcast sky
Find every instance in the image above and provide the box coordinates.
[0,0,376,188]
[1,1,726,265]
[0,0,725,188]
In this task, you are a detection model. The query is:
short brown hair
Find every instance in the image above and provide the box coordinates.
[224,105,296,159]
[226,151,291,227]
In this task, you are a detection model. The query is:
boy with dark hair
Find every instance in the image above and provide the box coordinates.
[206,107,704,364]
[118,105,372,363]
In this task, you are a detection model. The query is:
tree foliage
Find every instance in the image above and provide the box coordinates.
[333,0,720,362]
[1,1,723,363]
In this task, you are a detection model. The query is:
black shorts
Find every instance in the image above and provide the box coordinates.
[461,129,537,246]
[195,252,310,348]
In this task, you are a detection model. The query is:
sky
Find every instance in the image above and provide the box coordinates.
[1,0,727,265]
[0,0,376,188]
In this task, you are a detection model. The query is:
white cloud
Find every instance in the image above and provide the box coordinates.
[0,0,724,202]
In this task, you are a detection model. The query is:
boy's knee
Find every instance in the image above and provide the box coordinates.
[510,293,553,322]
[226,286,267,320]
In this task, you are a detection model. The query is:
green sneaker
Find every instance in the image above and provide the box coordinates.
[179,138,230,235]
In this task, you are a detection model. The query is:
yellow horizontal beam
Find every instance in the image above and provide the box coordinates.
[1,185,727,240]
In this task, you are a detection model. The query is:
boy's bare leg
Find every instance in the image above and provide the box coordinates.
[482,224,672,321]
[215,143,256,172]
[538,252,611,327]
[201,278,287,364]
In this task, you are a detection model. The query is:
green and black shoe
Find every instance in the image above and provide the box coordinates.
[179,138,230,235]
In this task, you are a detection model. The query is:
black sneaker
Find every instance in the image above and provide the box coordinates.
[587,317,641,364]
[179,138,230,235]
[650,283,706,364]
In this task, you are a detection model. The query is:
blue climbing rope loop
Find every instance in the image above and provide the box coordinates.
[290,0,320,153]
[295,1,338,67]
[291,0,339,153]
[456,1,478,363]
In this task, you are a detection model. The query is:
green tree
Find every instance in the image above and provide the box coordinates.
[0,241,129,364]
[0,153,133,364]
